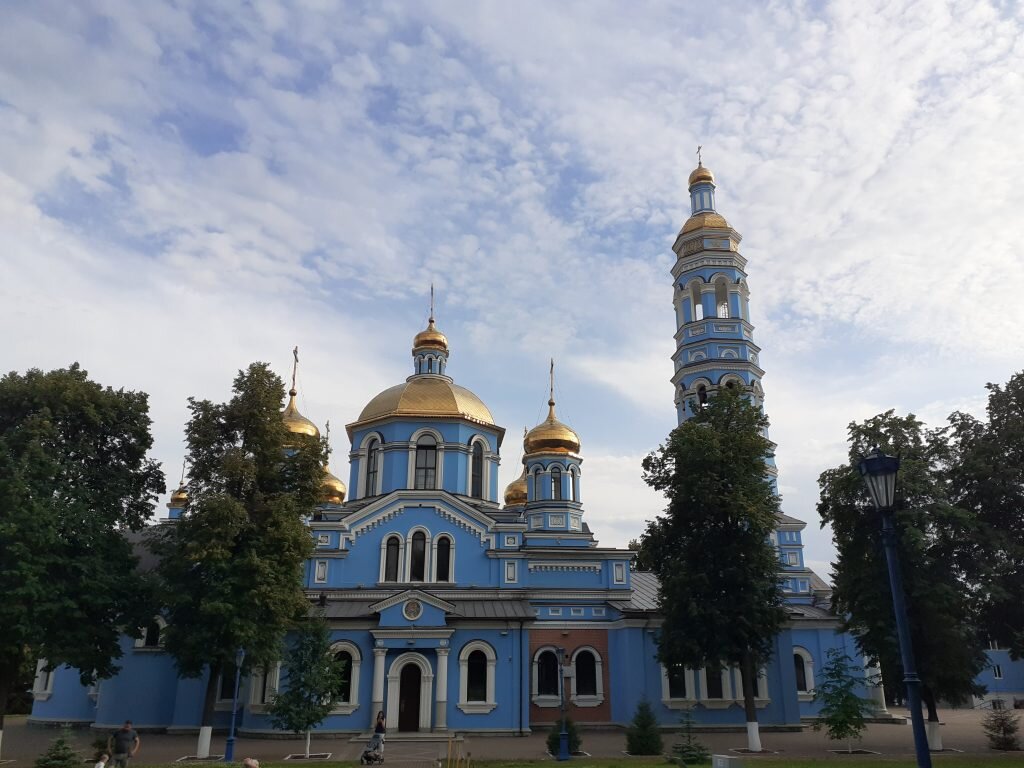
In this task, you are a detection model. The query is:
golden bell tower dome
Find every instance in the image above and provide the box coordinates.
[169,482,189,506]
[503,467,528,506]
[412,317,449,353]
[524,362,581,456]
[281,346,321,439]
[321,464,347,505]
[688,162,715,187]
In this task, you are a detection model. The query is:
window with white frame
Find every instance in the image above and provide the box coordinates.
[593,607,605,617]
[363,437,381,498]
[549,607,562,616]
[661,665,694,706]
[134,616,166,650]
[458,641,497,713]
[613,562,626,584]
[414,435,438,489]
[505,535,517,546]
[532,647,561,705]
[733,664,769,700]
[250,663,281,708]
[570,607,584,616]
[700,666,730,701]
[317,533,330,546]
[571,647,604,706]
[569,468,579,501]
[382,535,402,582]
[993,664,1003,680]
[32,658,54,700]
[314,559,328,583]
[329,641,361,714]
[784,550,799,566]
[470,441,484,498]
[505,561,517,583]
[551,466,562,500]
[434,535,453,582]
[793,647,814,696]
[217,661,240,702]
[408,530,428,581]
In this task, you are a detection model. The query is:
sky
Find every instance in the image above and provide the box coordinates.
[2,0,1023,579]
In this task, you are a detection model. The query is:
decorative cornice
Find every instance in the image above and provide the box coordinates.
[528,561,602,573]
[369,589,456,614]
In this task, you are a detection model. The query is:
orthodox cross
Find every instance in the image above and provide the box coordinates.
[549,358,555,405]
[325,420,331,450]
[696,144,703,166]
[291,346,299,392]
[429,283,435,323]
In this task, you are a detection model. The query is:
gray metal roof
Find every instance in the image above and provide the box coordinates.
[319,598,533,621]
[607,571,660,613]
[776,513,807,526]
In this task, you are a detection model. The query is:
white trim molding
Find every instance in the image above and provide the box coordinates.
[457,641,497,714]
[386,652,433,732]
[570,646,604,707]
[329,641,362,715]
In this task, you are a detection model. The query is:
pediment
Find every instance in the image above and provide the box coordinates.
[369,589,455,614]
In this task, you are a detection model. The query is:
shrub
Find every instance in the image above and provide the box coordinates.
[546,717,582,755]
[35,732,79,768]
[626,699,663,755]
[671,707,711,765]
[812,648,873,753]
[982,706,1021,751]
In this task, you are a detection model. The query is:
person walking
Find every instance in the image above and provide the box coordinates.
[370,710,386,752]
[108,721,140,768]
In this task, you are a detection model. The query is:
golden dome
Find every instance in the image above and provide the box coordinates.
[688,164,715,186]
[680,211,730,234]
[412,318,448,352]
[282,389,320,439]
[525,399,581,455]
[169,483,188,506]
[321,464,347,505]
[504,467,528,507]
[349,376,495,431]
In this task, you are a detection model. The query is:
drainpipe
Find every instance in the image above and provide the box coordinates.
[518,619,525,736]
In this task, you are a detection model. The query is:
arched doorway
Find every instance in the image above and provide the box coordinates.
[386,652,433,733]
[399,664,421,732]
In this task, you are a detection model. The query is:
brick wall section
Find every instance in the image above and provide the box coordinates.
[529,627,612,725]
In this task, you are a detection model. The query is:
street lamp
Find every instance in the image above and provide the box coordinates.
[555,647,570,761]
[858,448,932,768]
[224,648,246,762]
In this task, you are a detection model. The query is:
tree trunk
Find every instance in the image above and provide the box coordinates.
[196,663,221,758]
[0,658,14,762]
[305,730,311,759]
[922,687,942,751]
[741,652,762,752]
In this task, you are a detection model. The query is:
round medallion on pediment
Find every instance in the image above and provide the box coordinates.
[403,599,423,621]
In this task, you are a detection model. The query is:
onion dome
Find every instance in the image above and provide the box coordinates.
[688,164,715,187]
[282,388,320,439]
[680,211,730,234]
[321,464,347,505]
[504,467,528,507]
[412,317,448,353]
[351,377,495,429]
[525,398,581,455]
[169,483,189,506]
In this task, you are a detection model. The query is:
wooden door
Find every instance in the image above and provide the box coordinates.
[398,664,421,732]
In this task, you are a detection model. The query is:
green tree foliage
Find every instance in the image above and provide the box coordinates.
[817,411,987,723]
[640,387,785,743]
[0,365,163,753]
[941,372,1024,658]
[812,648,874,753]
[546,717,582,755]
[981,706,1021,751]
[671,707,711,765]
[34,731,80,768]
[625,699,663,755]
[268,613,347,758]
[153,363,325,736]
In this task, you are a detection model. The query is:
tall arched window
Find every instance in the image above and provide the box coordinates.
[536,650,559,696]
[335,650,353,702]
[384,536,400,582]
[459,641,497,713]
[551,466,562,500]
[793,653,807,692]
[467,650,487,702]
[575,650,597,696]
[690,282,704,321]
[570,469,578,501]
[410,531,426,581]
[143,619,162,648]
[697,385,708,407]
[471,442,484,498]
[365,439,380,497]
[532,468,542,501]
[715,278,730,318]
[415,435,437,489]
[668,666,687,699]
[436,536,452,582]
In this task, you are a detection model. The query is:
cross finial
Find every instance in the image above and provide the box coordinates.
[697,145,703,166]
[429,283,435,324]
[325,419,331,447]
[549,358,555,406]
[179,463,186,485]
[291,346,299,392]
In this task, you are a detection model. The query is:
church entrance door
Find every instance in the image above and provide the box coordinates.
[398,663,421,732]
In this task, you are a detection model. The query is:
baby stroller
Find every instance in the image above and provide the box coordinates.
[360,733,384,765]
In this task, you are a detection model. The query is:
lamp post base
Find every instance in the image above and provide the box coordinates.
[558,730,569,761]
[224,737,236,763]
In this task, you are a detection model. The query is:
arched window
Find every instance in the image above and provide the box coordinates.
[668,666,687,699]
[250,663,280,707]
[704,667,725,699]
[471,442,484,498]
[536,650,559,697]
[410,531,426,581]
[329,641,362,714]
[415,435,437,489]
[335,650,353,702]
[436,536,452,582]
[467,650,487,702]
[532,468,543,501]
[143,619,162,648]
[384,536,401,582]
[575,650,597,696]
[690,282,704,321]
[569,469,579,501]
[551,466,562,500]
[715,278,730,318]
[793,647,814,695]
[697,385,708,407]
[365,439,380,497]
[459,641,497,713]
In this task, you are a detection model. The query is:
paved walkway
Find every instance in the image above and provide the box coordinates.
[0,709,1013,764]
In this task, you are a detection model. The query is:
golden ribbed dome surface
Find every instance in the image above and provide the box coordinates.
[525,400,581,455]
[282,389,320,438]
[412,318,449,352]
[680,211,730,234]
[170,484,189,505]
[321,465,347,505]
[354,376,495,427]
[504,468,528,507]
[688,164,715,186]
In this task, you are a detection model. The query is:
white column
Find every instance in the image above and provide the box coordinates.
[435,648,449,731]
[372,647,387,729]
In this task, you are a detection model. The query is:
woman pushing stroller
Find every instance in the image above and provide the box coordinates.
[360,711,386,765]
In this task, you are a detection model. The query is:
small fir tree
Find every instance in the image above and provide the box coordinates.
[34,732,79,768]
[982,707,1021,751]
[546,717,582,755]
[267,614,347,758]
[625,699,663,755]
[671,707,711,765]
[812,648,874,753]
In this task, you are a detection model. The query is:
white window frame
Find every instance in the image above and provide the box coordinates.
[359,433,384,499]
[793,647,814,700]
[467,435,491,500]
[314,559,328,584]
[329,641,362,715]
[531,646,562,707]
[698,666,733,707]
[570,647,604,706]
[593,607,606,617]
[570,607,584,617]
[458,641,497,713]
[380,534,405,583]
[408,428,444,490]
[549,607,562,616]
[784,550,799,566]
[613,562,626,584]
[660,665,696,708]
[134,616,168,650]
[505,560,518,584]
[993,664,1003,680]
[249,662,281,712]
[505,535,518,546]
[32,658,54,701]
[431,534,456,583]
[404,526,433,583]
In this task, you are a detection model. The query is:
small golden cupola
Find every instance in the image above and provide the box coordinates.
[680,152,729,234]
[524,363,581,456]
[169,482,189,506]
[320,421,347,505]
[412,317,449,353]
[282,346,320,440]
[411,286,450,376]
[503,428,529,507]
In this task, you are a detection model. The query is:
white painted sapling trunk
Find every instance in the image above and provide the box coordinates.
[196,725,212,759]
[746,721,762,752]
[926,720,943,751]
[305,730,311,759]
[1,727,5,761]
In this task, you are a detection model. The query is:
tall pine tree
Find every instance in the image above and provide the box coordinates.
[640,387,785,751]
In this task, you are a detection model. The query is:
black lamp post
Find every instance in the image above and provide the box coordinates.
[555,647,570,761]
[858,448,932,768]
[224,648,246,762]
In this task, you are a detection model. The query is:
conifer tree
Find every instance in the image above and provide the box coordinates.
[640,387,785,751]
[981,707,1021,751]
[34,731,80,768]
[546,718,582,755]
[154,362,325,757]
[625,699,663,755]
[671,707,711,765]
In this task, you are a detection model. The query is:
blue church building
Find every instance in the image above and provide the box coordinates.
[35,162,963,737]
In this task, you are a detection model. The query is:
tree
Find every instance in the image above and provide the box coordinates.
[268,613,347,758]
[671,707,711,765]
[625,699,663,755]
[817,411,987,740]
[153,363,325,757]
[812,648,874,753]
[0,365,164,760]
[640,387,786,752]
[981,707,1021,751]
[546,718,582,755]
[34,731,80,768]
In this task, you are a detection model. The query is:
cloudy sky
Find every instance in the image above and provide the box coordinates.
[2,0,1023,576]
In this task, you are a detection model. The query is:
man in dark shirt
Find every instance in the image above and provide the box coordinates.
[108,721,140,768]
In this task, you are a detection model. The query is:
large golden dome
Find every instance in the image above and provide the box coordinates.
[680,211,730,234]
[282,388,320,439]
[504,467,528,507]
[688,164,715,186]
[321,464,347,505]
[169,483,189,506]
[525,399,581,455]
[350,377,495,430]
[412,318,448,352]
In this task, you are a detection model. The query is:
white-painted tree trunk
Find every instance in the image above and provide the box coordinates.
[1,727,5,761]
[746,721,762,752]
[926,721,943,751]
[305,730,311,759]
[196,725,212,759]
